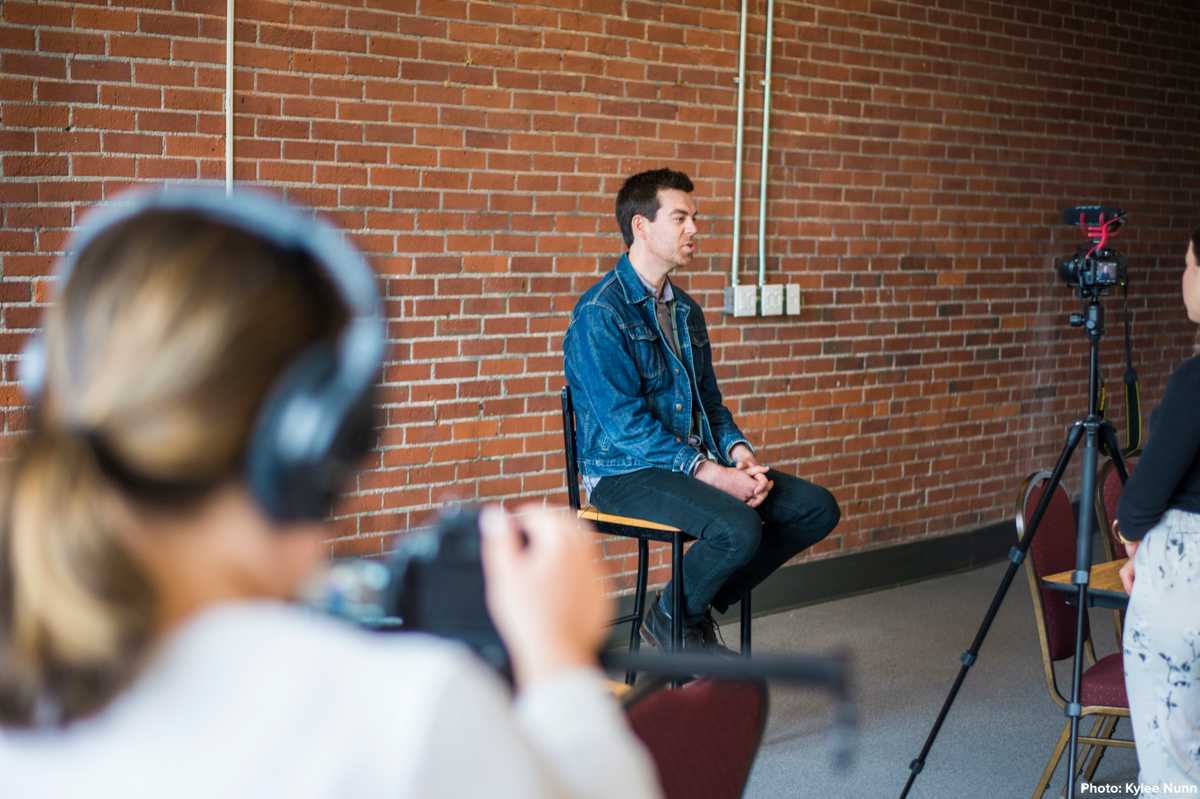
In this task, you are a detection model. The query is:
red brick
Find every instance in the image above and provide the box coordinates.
[172,40,224,64]
[136,158,198,179]
[133,63,196,88]
[70,59,132,83]
[92,87,156,114]
[39,30,107,56]
[73,6,137,31]
[3,156,68,177]
[138,11,200,36]
[137,111,197,133]
[3,1,72,26]
[2,255,54,276]
[3,53,67,79]
[37,80,98,104]
[113,34,173,60]
[36,130,101,153]
[4,103,70,129]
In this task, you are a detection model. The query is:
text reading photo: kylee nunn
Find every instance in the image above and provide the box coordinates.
[1079,782,1200,796]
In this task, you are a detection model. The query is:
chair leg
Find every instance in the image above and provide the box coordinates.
[625,538,649,686]
[670,537,684,653]
[1081,715,1118,783]
[1032,720,1071,799]
[665,537,686,689]
[1071,716,1106,786]
[740,590,752,656]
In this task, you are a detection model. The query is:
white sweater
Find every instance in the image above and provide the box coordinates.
[0,603,662,799]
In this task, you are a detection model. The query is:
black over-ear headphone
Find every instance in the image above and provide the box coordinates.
[20,185,386,523]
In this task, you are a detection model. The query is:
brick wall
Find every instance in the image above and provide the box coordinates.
[3,0,1199,592]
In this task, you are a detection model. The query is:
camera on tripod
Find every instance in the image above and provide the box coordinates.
[1056,205,1127,293]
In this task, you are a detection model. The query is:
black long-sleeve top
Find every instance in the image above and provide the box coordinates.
[1117,355,1200,540]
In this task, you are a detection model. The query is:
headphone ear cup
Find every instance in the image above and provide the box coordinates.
[247,343,376,523]
[20,333,47,400]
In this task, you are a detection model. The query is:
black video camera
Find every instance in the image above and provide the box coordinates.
[303,505,509,667]
[384,504,511,667]
[1056,205,1127,292]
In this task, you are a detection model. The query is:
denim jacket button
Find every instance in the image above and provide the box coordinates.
[675,403,683,411]
[675,436,682,443]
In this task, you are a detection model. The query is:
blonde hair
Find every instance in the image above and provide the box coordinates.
[0,210,344,726]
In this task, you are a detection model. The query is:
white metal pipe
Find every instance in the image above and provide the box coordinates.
[756,0,775,286]
[225,0,234,194]
[730,0,749,288]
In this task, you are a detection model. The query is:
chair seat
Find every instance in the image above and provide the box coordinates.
[1080,652,1129,709]
[578,504,682,533]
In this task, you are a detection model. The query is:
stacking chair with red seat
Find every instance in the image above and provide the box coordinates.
[1093,453,1138,637]
[1016,470,1134,797]
[623,677,768,799]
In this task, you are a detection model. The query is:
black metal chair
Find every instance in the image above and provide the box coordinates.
[560,386,751,683]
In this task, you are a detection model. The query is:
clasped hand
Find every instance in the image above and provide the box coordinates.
[696,444,773,507]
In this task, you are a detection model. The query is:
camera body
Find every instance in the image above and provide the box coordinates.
[385,505,510,669]
[1057,205,1127,293]
[1057,247,1126,291]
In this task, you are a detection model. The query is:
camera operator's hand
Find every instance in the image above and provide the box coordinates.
[1120,539,1138,595]
[480,504,611,691]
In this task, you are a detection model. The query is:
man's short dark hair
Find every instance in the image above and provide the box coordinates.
[615,168,694,248]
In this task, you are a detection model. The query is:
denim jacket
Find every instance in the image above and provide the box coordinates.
[563,254,752,481]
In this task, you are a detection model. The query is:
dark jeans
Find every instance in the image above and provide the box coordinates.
[588,467,840,620]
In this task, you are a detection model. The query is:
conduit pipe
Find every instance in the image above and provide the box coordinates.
[755,0,775,287]
[225,0,234,194]
[730,0,749,287]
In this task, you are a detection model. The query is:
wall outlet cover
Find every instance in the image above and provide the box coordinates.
[786,284,802,315]
[760,284,784,316]
[724,285,757,317]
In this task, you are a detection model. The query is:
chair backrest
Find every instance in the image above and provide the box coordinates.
[624,678,769,799]
[560,385,582,511]
[1016,471,1090,665]
[1094,454,1138,562]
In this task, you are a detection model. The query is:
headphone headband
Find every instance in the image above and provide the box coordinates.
[23,185,384,399]
[22,184,387,521]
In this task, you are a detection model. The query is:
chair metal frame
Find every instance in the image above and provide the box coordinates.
[1093,453,1138,640]
[1016,470,1133,798]
[560,386,751,683]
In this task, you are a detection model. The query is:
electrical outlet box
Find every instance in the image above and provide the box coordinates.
[723,285,757,317]
[786,284,802,316]
[759,284,783,316]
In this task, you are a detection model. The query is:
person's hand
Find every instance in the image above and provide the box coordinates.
[728,444,773,507]
[1119,539,1138,595]
[1113,519,1137,595]
[695,460,767,506]
[479,504,611,690]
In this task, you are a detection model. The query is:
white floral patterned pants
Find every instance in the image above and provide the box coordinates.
[1123,509,1200,790]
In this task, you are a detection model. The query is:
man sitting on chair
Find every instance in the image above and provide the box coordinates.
[563,168,841,652]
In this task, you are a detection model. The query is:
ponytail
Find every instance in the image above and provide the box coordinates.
[0,425,155,727]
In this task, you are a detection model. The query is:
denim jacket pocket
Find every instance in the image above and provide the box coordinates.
[624,323,667,388]
[687,321,710,373]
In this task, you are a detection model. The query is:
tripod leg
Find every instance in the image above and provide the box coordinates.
[1064,420,1104,799]
[899,422,1085,799]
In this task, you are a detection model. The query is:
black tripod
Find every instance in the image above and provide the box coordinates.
[900,291,1129,799]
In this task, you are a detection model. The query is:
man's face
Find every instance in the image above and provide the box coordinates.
[634,188,698,272]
